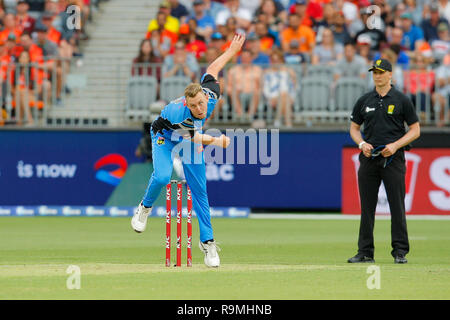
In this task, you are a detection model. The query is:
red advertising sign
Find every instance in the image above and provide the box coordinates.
[342,148,450,215]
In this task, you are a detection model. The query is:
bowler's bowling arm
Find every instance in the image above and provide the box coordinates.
[191,132,230,148]
[206,34,245,79]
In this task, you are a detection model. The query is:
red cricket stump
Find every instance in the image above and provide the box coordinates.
[176,182,182,267]
[186,186,193,267]
[165,180,192,268]
[165,183,172,268]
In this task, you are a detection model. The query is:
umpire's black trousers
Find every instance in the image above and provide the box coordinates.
[357,150,409,258]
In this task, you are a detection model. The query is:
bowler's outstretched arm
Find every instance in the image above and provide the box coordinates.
[206,33,246,80]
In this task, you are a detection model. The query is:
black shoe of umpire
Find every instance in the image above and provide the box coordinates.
[347,254,375,263]
[394,254,408,264]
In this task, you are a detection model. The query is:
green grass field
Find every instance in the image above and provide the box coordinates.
[0,216,449,300]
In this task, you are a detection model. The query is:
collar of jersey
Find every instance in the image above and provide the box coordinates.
[373,85,395,98]
[189,110,204,121]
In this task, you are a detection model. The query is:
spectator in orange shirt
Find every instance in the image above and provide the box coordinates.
[5,34,22,60]
[281,13,316,57]
[34,24,58,57]
[217,16,241,54]
[254,20,276,54]
[147,2,180,36]
[149,28,172,59]
[0,42,10,82]
[19,32,44,63]
[35,23,63,105]
[41,10,73,58]
[18,32,48,106]
[16,0,36,34]
[0,14,23,44]
[41,10,73,99]
[403,52,435,121]
[0,41,11,125]
[40,11,62,45]
[146,11,179,47]
[11,50,35,126]
[209,32,226,51]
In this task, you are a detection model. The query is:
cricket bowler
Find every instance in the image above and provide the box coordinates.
[131,34,246,267]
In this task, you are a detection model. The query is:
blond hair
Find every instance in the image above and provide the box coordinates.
[184,83,203,98]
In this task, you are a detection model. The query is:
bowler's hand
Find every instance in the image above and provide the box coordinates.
[216,134,230,148]
[381,143,398,157]
[228,34,246,55]
[361,143,374,158]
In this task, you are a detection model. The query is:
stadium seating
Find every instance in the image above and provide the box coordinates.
[125,76,158,121]
[160,76,192,103]
[299,77,331,114]
[333,77,367,114]
[1,0,448,129]
[305,65,335,83]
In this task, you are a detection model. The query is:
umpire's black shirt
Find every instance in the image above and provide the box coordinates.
[351,86,419,147]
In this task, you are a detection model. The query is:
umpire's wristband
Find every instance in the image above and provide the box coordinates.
[358,141,366,150]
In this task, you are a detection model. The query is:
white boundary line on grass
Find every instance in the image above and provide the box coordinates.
[249,214,450,220]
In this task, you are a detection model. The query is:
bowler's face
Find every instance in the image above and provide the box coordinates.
[186,92,208,119]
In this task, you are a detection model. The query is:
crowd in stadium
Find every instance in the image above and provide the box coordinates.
[134,0,450,127]
[0,0,96,126]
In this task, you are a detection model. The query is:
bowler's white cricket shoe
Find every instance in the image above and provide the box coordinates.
[131,203,151,233]
[199,240,221,267]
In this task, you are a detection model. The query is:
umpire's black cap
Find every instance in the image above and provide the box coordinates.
[368,59,392,72]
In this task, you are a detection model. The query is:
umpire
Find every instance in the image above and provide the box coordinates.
[348,59,420,264]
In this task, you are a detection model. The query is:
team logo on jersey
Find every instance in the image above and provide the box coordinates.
[157,137,165,145]
[365,106,375,113]
[388,104,395,114]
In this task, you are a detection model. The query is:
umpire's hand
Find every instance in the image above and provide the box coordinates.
[381,143,398,157]
[361,143,374,158]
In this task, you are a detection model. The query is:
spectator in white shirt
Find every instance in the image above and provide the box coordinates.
[431,22,450,63]
[263,49,296,128]
[438,0,450,23]
[215,0,253,31]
